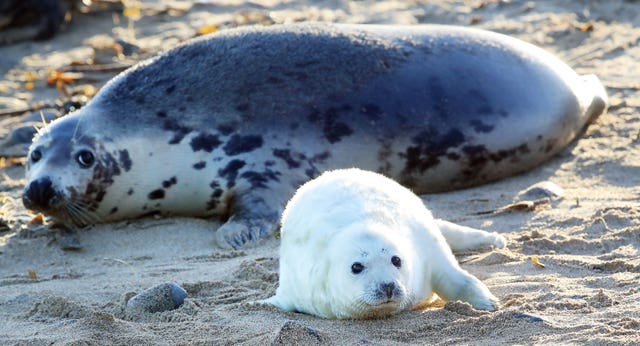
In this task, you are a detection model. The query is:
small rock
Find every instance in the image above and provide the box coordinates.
[125,282,187,314]
[115,39,141,56]
[513,312,544,323]
[516,181,564,201]
[58,227,83,251]
[272,321,331,346]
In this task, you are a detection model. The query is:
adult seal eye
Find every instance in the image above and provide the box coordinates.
[391,255,402,268]
[351,262,364,274]
[76,150,95,168]
[30,150,42,163]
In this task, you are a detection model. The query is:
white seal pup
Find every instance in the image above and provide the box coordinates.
[264,168,505,319]
[22,23,607,248]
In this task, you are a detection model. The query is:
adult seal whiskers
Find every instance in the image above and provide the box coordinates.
[22,23,607,248]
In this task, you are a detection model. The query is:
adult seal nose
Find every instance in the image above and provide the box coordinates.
[23,177,55,210]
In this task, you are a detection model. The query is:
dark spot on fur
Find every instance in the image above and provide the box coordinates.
[305,168,318,179]
[311,151,330,163]
[190,132,222,152]
[470,119,494,133]
[119,150,132,171]
[236,103,250,112]
[273,149,301,168]
[498,109,509,117]
[322,106,353,143]
[217,124,235,136]
[148,189,165,200]
[156,111,167,118]
[165,85,176,94]
[206,199,218,211]
[193,161,206,169]
[81,148,123,213]
[223,135,263,156]
[240,172,267,189]
[264,160,275,167]
[460,143,531,176]
[290,122,300,130]
[110,207,118,215]
[401,128,466,173]
[206,181,224,211]
[135,96,145,105]
[162,176,177,188]
[241,169,281,189]
[218,159,246,188]
[476,105,493,115]
[303,151,331,179]
[163,119,191,144]
[95,190,106,203]
[462,145,489,168]
[545,138,557,153]
[127,188,134,196]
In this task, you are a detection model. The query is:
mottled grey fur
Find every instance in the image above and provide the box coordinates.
[23,23,607,248]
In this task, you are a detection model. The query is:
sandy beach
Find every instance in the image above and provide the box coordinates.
[1,0,639,344]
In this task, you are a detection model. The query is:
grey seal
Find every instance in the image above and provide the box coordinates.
[22,23,607,248]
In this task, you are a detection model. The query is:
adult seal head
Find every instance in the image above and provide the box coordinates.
[22,23,607,248]
[264,168,506,319]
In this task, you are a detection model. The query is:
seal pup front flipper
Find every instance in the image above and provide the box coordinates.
[428,219,503,310]
[430,258,500,311]
[435,219,506,252]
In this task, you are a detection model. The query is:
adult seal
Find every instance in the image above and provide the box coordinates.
[22,23,607,248]
[264,168,506,319]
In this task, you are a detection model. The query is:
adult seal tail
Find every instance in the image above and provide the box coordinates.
[22,23,608,248]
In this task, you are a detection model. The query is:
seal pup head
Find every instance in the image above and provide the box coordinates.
[22,113,122,227]
[325,223,415,319]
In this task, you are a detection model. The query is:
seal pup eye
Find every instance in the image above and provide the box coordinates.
[391,256,402,268]
[351,262,364,274]
[30,150,42,163]
[76,150,95,168]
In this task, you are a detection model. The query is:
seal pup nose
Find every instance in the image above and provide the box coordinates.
[380,282,396,299]
[23,177,55,209]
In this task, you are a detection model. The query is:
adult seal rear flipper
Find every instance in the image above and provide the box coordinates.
[579,74,608,125]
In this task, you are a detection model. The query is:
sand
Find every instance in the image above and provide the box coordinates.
[1,0,639,344]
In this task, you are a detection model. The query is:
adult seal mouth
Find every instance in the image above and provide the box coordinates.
[22,23,607,249]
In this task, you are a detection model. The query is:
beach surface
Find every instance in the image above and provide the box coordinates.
[1,1,639,344]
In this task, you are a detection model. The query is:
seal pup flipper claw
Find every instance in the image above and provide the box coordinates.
[435,219,506,252]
